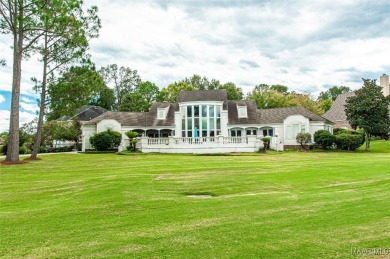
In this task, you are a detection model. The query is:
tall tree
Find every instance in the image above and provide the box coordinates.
[345,79,390,151]
[158,81,195,102]
[318,85,351,101]
[47,64,115,120]
[31,0,100,159]
[270,84,289,95]
[0,0,48,162]
[184,74,211,90]
[99,64,141,109]
[289,93,325,115]
[219,82,243,100]
[247,84,295,109]
[118,81,159,112]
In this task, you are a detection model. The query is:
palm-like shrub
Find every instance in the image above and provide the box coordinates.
[125,131,139,152]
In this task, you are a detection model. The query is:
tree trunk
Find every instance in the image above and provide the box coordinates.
[6,11,23,162]
[31,32,48,159]
[365,132,370,151]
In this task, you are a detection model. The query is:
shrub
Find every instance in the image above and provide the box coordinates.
[38,146,46,153]
[335,134,364,151]
[19,146,27,154]
[296,132,312,149]
[260,137,271,143]
[1,144,7,155]
[314,130,336,149]
[333,128,349,135]
[90,129,122,151]
[125,131,139,152]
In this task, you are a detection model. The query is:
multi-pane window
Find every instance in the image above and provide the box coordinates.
[238,106,247,118]
[181,104,222,137]
[261,128,273,137]
[157,109,165,119]
[287,123,306,139]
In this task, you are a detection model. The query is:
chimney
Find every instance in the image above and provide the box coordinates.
[380,74,389,96]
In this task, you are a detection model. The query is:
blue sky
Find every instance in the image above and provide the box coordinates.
[1,0,390,132]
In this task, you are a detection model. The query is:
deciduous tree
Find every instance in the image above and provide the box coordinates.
[219,82,243,100]
[99,64,141,109]
[47,64,115,120]
[247,84,295,109]
[118,81,159,112]
[318,85,351,101]
[158,81,195,102]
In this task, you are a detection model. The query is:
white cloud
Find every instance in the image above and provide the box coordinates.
[0,110,37,132]
[1,0,390,98]
[21,96,35,103]
[20,101,39,114]
[0,94,4,104]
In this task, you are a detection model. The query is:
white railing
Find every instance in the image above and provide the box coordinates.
[148,138,170,145]
[174,137,216,145]
[223,137,247,144]
[144,136,251,146]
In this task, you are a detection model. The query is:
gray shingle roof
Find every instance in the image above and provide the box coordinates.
[84,91,330,127]
[57,105,107,122]
[258,106,329,124]
[84,103,177,128]
[227,100,261,124]
[178,89,227,102]
[323,92,355,122]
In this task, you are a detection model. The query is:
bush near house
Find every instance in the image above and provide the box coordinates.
[90,129,121,151]
[335,134,363,151]
[296,132,312,149]
[314,130,336,149]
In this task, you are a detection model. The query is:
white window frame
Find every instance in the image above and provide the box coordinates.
[286,123,306,140]
[157,109,166,120]
[237,106,247,118]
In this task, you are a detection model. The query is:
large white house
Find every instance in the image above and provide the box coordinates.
[81,90,333,153]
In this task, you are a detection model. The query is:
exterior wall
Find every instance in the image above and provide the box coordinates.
[283,115,310,145]
[174,111,181,137]
[310,122,333,138]
[81,125,97,151]
[220,110,228,136]
[96,119,121,133]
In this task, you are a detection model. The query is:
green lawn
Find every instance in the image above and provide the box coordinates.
[1,141,390,258]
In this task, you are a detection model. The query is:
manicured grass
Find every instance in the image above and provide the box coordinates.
[1,141,390,258]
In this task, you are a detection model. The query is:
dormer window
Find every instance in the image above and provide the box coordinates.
[237,105,247,118]
[158,106,169,120]
[158,109,165,120]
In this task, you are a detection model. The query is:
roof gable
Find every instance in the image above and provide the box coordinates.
[323,92,355,122]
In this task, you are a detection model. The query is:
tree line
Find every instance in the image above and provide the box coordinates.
[47,64,353,121]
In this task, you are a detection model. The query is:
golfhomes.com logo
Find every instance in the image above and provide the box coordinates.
[351,247,389,256]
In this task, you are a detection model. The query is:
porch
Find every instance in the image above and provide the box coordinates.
[120,135,284,153]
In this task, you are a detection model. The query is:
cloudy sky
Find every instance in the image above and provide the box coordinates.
[1,0,390,132]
